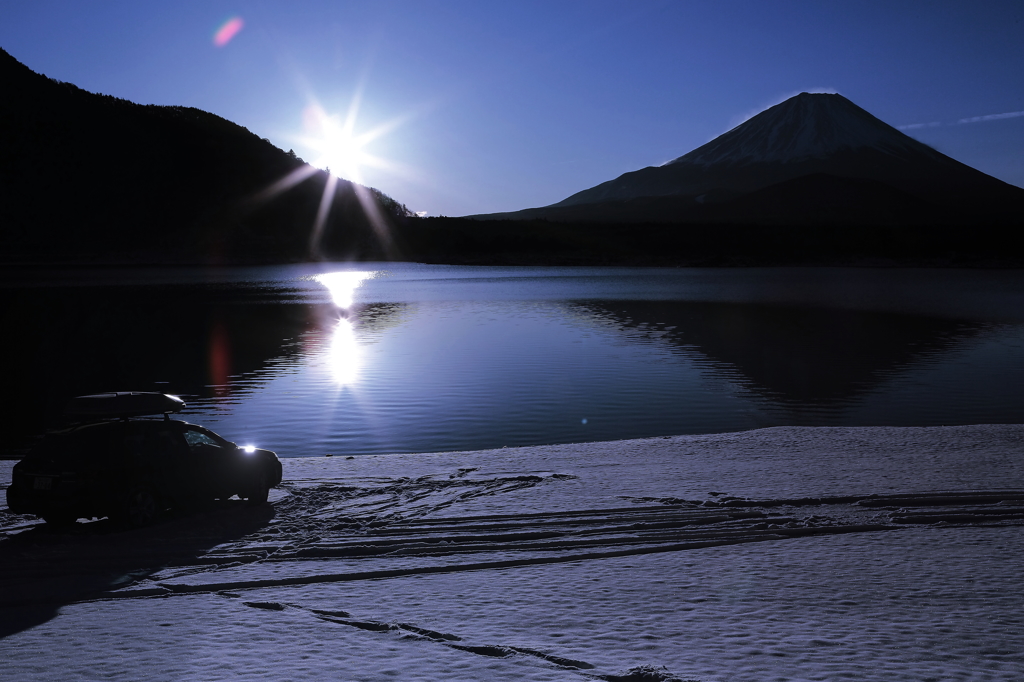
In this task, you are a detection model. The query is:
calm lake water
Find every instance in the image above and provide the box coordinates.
[5,264,1024,457]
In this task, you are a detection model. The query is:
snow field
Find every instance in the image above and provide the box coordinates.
[1,424,1023,680]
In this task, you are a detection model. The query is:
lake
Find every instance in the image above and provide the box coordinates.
[4,264,1024,457]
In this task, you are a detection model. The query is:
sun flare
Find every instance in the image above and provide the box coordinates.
[301,104,370,181]
[294,90,420,187]
[254,80,430,256]
[297,100,403,185]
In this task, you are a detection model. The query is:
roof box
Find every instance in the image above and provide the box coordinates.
[65,392,186,418]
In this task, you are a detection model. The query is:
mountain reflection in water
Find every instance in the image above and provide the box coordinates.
[3,265,1023,457]
[571,300,985,406]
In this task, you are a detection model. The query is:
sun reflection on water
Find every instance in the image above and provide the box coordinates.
[328,316,361,385]
[312,271,376,309]
[308,271,381,385]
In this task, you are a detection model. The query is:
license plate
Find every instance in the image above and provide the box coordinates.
[33,477,53,491]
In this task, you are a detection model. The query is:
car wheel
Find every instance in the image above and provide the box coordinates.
[124,484,160,528]
[247,469,270,506]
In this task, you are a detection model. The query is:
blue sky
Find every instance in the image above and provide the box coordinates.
[2,1,1023,216]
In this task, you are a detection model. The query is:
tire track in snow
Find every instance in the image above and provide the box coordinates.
[218,487,1016,680]
[139,485,1024,596]
[5,474,1024,608]
[185,486,1024,680]
[228,594,694,681]
[279,471,567,523]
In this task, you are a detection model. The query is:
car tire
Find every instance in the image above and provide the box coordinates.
[247,469,270,506]
[124,483,160,528]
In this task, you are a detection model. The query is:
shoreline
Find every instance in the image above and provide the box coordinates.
[4,421,1024,464]
[4,421,1024,462]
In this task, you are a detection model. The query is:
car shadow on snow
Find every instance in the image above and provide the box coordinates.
[0,501,275,639]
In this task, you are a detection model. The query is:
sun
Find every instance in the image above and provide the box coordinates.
[295,89,418,186]
[299,104,371,182]
[320,132,366,182]
[255,84,429,256]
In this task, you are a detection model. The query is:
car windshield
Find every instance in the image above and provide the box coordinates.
[184,429,222,450]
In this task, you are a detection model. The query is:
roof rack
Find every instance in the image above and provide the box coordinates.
[65,392,186,420]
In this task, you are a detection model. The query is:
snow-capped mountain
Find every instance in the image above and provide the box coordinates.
[667,92,928,167]
[553,92,1009,208]
[470,92,1022,224]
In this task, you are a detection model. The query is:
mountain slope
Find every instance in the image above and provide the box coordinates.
[0,48,410,261]
[472,93,1024,224]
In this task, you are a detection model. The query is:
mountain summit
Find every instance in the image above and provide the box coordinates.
[667,93,923,167]
[472,92,1023,224]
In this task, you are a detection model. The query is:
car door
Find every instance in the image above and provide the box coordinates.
[181,425,234,498]
[139,423,192,501]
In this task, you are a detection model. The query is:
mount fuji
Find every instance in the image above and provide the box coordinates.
[471,93,1023,225]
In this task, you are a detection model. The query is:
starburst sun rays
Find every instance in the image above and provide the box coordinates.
[250,86,420,260]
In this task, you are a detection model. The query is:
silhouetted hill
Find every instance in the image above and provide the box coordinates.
[471,93,1024,226]
[394,215,1024,267]
[0,48,411,262]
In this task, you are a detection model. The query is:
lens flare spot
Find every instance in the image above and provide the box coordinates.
[213,17,244,47]
[208,321,232,397]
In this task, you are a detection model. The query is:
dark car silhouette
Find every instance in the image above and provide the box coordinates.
[6,392,283,527]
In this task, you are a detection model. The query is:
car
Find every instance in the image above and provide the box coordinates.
[6,392,283,528]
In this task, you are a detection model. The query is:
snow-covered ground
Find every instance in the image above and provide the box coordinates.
[2,425,1023,681]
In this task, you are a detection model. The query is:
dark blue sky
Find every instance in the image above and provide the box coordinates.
[2,1,1023,216]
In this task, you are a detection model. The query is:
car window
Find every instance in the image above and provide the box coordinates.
[184,429,222,451]
[32,424,113,466]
